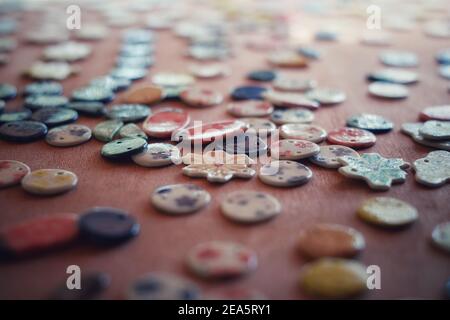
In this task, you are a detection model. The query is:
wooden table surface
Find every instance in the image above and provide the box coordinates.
[0,2,449,300]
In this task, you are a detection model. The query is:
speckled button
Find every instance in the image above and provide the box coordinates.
[240,118,276,136]
[309,145,359,169]
[110,67,147,81]
[127,273,200,300]
[0,121,48,142]
[67,102,106,117]
[24,81,63,96]
[25,95,69,110]
[270,108,314,125]
[21,169,78,195]
[300,258,367,298]
[0,109,32,123]
[431,222,450,253]
[346,114,394,133]
[273,76,316,92]
[357,197,418,227]
[122,85,164,105]
[31,107,78,127]
[118,123,147,140]
[0,83,17,100]
[93,120,123,142]
[132,143,180,167]
[101,138,148,159]
[368,68,418,85]
[413,150,450,187]
[379,50,418,67]
[259,160,313,187]
[227,100,273,117]
[215,132,268,158]
[0,160,30,188]
[180,88,224,108]
[263,91,319,109]
[79,207,139,245]
[45,124,91,147]
[221,191,281,223]
[368,81,409,99]
[71,86,114,103]
[280,124,327,143]
[419,105,450,121]
[305,88,346,105]
[419,121,450,141]
[151,184,211,215]
[186,241,258,279]
[297,224,365,259]
[327,127,376,149]
[106,104,151,123]
[271,139,320,160]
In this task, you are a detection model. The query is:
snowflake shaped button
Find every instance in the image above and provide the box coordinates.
[338,153,409,190]
[413,150,450,187]
[181,150,255,183]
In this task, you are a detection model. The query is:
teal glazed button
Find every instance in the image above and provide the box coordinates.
[0,100,4,114]
[24,81,63,96]
[31,107,78,127]
[118,123,147,140]
[90,76,131,92]
[71,86,115,103]
[0,109,32,123]
[24,95,69,110]
[110,67,147,81]
[0,120,47,142]
[93,120,123,142]
[0,83,17,101]
[346,113,394,133]
[105,104,151,123]
[67,101,106,117]
[101,137,148,159]
[79,207,140,245]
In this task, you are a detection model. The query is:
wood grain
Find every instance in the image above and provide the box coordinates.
[0,5,449,300]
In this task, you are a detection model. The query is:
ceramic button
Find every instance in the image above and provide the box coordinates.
[220,191,281,223]
[142,107,190,138]
[368,81,409,99]
[268,50,308,68]
[227,100,273,117]
[280,124,326,142]
[300,258,367,298]
[270,108,314,125]
[118,123,147,140]
[419,105,450,121]
[305,88,346,105]
[240,118,277,136]
[101,137,148,159]
[0,160,31,188]
[0,83,17,100]
[122,85,164,105]
[67,101,106,117]
[93,120,123,142]
[431,222,450,253]
[180,88,223,108]
[368,68,418,84]
[327,127,376,149]
[175,120,246,144]
[247,70,276,82]
[258,160,313,187]
[379,50,418,67]
[43,41,91,61]
[186,241,258,279]
[127,273,200,300]
[413,150,450,187]
[71,86,114,103]
[21,169,78,195]
[90,75,131,92]
[25,95,69,110]
[419,121,450,141]
[297,224,365,259]
[117,56,153,69]
[263,91,319,109]
[27,61,74,80]
[338,153,409,190]
[152,72,194,88]
[273,76,316,92]
[346,114,393,133]
[45,124,91,147]
[0,120,48,142]
[132,143,180,167]
[79,207,139,245]
[0,213,79,257]
[106,104,151,123]
[110,67,147,81]
[271,139,320,160]
[309,145,359,169]
[401,122,450,151]
[189,63,229,79]
[231,85,267,100]
[0,109,32,123]
[24,81,63,96]
[214,132,268,158]
[151,184,211,215]
[357,197,418,227]
[31,107,78,127]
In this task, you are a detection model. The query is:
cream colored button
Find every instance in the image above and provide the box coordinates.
[357,197,418,227]
[21,169,78,195]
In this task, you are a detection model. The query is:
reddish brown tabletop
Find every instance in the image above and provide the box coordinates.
[0,3,449,300]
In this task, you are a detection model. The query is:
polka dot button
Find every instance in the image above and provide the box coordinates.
[221,191,281,223]
[270,108,314,125]
[258,160,313,187]
[327,127,376,149]
[271,139,320,160]
[132,143,180,167]
[280,124,327,143]
[21,169,78,195]
[45,124,92,147]
[0,160,30,188]
[186,241,258,279]
[151,184,211,215]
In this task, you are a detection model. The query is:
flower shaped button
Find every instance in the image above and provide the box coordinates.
[413,150,450,187]
[338,153,409,190]
[181,150,255,183]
